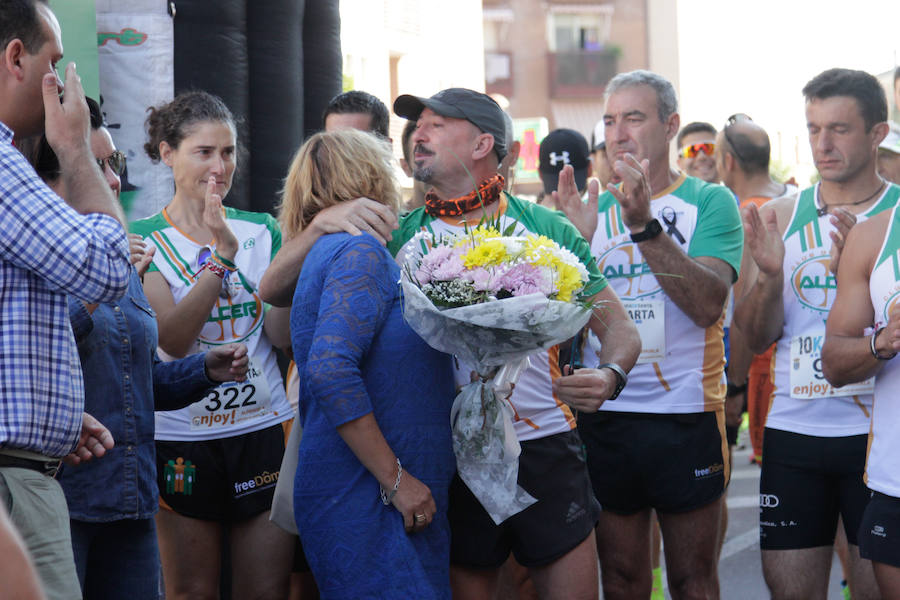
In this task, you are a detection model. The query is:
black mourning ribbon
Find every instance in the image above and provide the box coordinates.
[660,208,685,244]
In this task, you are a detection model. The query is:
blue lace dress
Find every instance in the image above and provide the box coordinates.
[291,232,455,600]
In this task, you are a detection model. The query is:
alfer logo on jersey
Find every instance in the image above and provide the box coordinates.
[596,242,659,300]
[790,254,836,313]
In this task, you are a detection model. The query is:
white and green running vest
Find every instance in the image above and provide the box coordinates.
[768,183,898,437]
[866,201,900,496]
[131,207,291,441]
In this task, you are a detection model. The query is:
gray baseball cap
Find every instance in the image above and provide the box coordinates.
[393,88,508,161]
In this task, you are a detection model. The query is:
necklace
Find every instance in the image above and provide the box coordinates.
[816,178,886,217]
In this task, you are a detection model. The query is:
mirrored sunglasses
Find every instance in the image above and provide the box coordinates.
[96,150,126,176]
[679,142,715,159]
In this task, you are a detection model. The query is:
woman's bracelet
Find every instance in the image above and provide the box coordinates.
[380,458,402,505]
[870,326,897,360]
[205,261,228,279]
[211,250,237,272]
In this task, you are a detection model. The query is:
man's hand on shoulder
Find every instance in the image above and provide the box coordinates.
[312,197,398,245]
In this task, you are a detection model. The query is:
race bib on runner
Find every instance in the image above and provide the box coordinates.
[790,332,874,399]
[625,300,665,363]
[189,358,272,430]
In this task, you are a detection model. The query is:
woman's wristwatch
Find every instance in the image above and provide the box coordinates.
[597,363,628,401]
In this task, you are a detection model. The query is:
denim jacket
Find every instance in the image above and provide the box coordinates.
[59,269,214,521]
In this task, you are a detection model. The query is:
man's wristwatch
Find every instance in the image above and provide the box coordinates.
[870,326,898,360]
[629,218,662,243]
[598,363,628,401]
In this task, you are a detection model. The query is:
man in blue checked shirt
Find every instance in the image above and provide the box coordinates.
[0,1,131,596]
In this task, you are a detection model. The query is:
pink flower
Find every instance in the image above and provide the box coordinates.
[431,252,466,281]
[498,263,552,297]
[464,266,505,292]
[416,245,462,283]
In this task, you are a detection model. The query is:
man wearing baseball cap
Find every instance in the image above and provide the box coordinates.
[537,128,591,203]
[259,87,641,600]
[877,123,900,185]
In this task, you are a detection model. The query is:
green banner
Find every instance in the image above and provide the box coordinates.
[50,0,99,100]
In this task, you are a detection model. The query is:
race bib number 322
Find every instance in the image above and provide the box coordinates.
[189,359,272,430]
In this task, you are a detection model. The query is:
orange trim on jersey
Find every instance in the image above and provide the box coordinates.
[804,221,816,251]
[767,344,778,417]
[437,194,509,226]
[608,206,622,237]
[702,312,727,411]
[715,409,731,488]
[548,345,577,429]
[740,196,773,209]
[852,395,871,419]
[652,172,687,200]
[162,206,222,247]
[507,391,540,430]
[652,362,672,391]
[151,231,196,284]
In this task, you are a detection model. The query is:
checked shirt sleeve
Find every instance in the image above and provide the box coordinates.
[0,143,130,302]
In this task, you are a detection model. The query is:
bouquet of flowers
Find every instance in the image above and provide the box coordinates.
[400,224,593,523]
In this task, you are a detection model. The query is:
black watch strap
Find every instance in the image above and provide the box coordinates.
[629,218,662,243]
[598,362,627,401]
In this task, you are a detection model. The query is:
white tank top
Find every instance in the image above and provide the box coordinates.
[866,200,900,496]
[767,183,898,436]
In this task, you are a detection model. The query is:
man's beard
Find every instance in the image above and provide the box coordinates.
[413,164,434,183]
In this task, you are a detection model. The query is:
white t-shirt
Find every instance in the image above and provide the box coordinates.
[587,174,743,414]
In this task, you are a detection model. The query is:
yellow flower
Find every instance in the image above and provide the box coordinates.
[454,225,501,249]
[462,239,507,267]
[554,262,584,302]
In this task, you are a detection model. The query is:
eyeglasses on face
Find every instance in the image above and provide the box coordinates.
[96,150,126,176]
[679,142,715,159]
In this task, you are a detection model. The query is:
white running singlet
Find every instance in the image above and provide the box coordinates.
[767,183,898,437]
[866,200,900,496]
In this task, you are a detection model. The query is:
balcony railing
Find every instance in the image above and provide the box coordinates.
[548,49,618,98]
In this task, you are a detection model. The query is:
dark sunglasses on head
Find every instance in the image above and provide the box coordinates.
[96,150,126,176]
[723,114,753,164]
[678,142,715,159]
